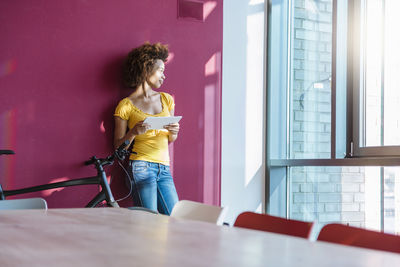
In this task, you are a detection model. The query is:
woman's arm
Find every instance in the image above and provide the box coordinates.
[164,109,180,143]
[114,117,150,150]
[114,117,135,150]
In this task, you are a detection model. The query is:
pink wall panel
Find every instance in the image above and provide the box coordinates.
[0,0,222,207]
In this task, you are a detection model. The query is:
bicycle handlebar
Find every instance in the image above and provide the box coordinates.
[84,140,130,167]
[115,139,131,157]
[0,150,15,155]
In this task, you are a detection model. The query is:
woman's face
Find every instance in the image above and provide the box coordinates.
[147,59,165,89]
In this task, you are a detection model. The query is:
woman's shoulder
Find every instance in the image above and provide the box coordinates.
[115,97,134,108]
[160,92,173,101]
[117,97,132,104]
[115,97,134,114]
[160,92,175,111]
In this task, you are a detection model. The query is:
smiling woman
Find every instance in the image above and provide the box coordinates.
[113,42,180,215]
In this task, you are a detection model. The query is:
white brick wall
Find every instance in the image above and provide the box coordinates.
[290,0,366,227]
[291,168,366,226]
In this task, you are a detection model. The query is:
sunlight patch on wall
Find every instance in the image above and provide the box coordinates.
[205,53,218,76]
[204,52,221,205]
[0,59,17,78]
[245,8,264,187]
[204,84,216,204]
[178,0,217,22]
[100,121,106,133]
[167,52,175,64]
[41,177,70,197]
[204,1,217,20]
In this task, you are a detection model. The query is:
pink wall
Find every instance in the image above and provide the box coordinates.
[0,0,222,207]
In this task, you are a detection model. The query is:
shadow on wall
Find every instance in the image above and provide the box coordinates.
[100,53,127,149]
[41,54,129,208]
[100,53,135,207]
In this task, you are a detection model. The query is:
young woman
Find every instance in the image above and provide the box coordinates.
[113,42,179,215]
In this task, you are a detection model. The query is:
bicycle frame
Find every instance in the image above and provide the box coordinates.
[0,141,131,208]
[0,163,118,207]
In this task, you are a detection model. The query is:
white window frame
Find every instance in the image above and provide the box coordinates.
[351,0,400,158]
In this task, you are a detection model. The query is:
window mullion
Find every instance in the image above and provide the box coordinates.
[286,0,293,160]
[380,0,385,147]
[331,0,337,159]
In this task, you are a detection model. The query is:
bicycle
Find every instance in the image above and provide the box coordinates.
[0,141,131,208]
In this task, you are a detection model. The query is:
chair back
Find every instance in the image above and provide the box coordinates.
[170,200,228,225]
[234,211,314,239]
[317,223,400,254]
[0,198,48,210]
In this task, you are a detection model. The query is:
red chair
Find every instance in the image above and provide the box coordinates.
[317,223,400,254]
[234,211,314,239]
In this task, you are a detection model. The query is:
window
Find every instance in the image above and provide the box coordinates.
[267,0,400,234]
[289,166,400,234]
[290,0,333,160]
[269,0,347,161]
[352,0,400,157]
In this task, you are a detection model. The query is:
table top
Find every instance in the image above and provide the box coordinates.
[1,208,400,267]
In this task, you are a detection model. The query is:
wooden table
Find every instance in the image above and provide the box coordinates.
[1,208,400,267]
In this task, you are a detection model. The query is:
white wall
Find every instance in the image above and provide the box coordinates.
[221,0,266,224]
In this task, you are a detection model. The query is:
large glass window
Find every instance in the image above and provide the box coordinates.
[289,166,400,234]
[290,0,333,159]
[354,0,400,156]
[267,0,400,235]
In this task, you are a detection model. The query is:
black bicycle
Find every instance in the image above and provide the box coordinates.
[0,141,131,208]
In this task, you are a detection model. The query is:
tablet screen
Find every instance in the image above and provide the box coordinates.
[143,116,182,130]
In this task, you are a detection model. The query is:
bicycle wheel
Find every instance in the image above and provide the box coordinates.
[86,191,106,207]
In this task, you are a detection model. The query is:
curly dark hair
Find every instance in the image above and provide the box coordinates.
[123,42,169,89]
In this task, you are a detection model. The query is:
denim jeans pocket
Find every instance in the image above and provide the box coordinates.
[132,161,148,173]
[160,166,172,177]
[131,161,151,183]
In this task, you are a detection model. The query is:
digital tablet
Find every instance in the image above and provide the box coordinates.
[143,116,182,130]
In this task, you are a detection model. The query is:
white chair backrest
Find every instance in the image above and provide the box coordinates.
[0,198,48,210]
[170,200,228,225]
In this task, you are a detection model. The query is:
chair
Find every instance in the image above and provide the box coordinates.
[170,200,228,226]
[317,223,400,254]
[234,211,314,239]
[0,198,48,210]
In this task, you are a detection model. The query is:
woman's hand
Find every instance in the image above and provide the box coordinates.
[164,123,180,142]
[164,123,180,135]
[131,120,150,135]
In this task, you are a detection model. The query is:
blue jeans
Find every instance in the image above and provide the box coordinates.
[129,160,179,215]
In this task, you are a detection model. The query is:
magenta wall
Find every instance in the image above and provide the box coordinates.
[0,0,222,207]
